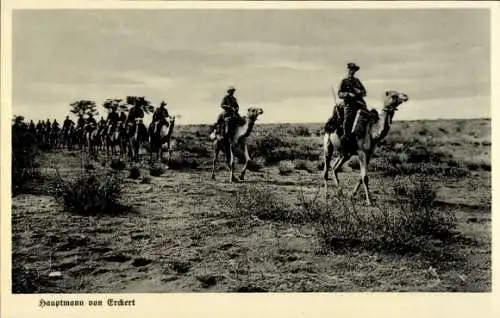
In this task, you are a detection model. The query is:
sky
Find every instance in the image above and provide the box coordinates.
[12,8,491,124]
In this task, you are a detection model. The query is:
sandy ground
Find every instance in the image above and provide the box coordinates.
[12,147,491,292]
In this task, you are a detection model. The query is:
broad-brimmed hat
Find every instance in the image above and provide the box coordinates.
[347,62,360,71]
[227,86,236,93]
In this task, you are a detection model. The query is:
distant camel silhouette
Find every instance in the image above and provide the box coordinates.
[106,121,124,157]
[127,119,149,162]
[210,107,264,182]
[84,124,100,159]
[323,90,409,205]
[149,116,176,162]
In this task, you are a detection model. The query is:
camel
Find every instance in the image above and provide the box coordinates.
[49,126,61,150]
[210,107,264,182]
[106,121,124,157]
[126,119,149,162]
[63,124,76,150]
[323,90,409,205]
[85,124,100,159]
[149,116,176,162]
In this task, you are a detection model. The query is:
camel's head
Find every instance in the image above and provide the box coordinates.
[247,107,264,121]
[383,90,409,112]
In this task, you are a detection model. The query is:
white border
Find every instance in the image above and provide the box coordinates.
[1,1,498,318]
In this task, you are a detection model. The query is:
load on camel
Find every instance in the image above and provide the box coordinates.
[322,90,409,205]
[210,107,264,183]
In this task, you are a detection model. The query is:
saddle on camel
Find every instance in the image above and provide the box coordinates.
[324,62,379,144]
[210,86,245,141]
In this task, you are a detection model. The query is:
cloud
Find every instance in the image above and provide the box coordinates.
[12,9,490,123]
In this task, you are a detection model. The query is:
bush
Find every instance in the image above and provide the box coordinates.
[128,166,141,179]
[463,156,491,172]
[167,153,199,170]
[110,158,126,171]
[12,121,40,194]
[12,264,51,293]
[150,163,165,176]
[278,160,295,175]
[298,176,457,253]
[252,134,288,157]
[287,126,311,137]
[246,157,266,172]
[173,136,211,157]
[294,159,315,173]
[140,176,151,184]
[53,170,123,215]
[225,185,292,222]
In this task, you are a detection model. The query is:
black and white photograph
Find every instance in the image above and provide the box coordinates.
[5,1,494,299]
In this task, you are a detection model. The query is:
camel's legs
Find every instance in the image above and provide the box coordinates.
[332,155,349,189]
[323,139,334,187]
[211,143,220,180]
[228,143,236,182]
[354,151,372,205]
[239,144,250,180]
[167,140,172,163]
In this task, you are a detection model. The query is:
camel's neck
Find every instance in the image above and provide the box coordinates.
[237,117,256,139]
[372,108,393,142]
[167,122,175,137]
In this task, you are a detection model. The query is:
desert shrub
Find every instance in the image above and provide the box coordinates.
[438,127,448,134]
[84,163,95,171]
[463,156,491,172]
[278,160,295,175]
[317,161,325,171]
[265,148,321,164]
[140,176,151,184]
[128,166,141,179]
[12,264,52,293]
[167,153,199,170]
[418,128,429,136]
[225,185,293,222]
[150,163,165,176]
[53,170,123,215]
[246,157,266,172]
[298,176,457,253]
[294,159,315,173]
[173,136,211,157]
[12,120,40,194]
[251,134,288,158]
[110,158,126,171]
[287,125,311,137]
[382,162,469,178]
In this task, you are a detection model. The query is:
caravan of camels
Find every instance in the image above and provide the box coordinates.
[13,63,409,203]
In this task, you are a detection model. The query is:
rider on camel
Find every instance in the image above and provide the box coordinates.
[85,113,97,132]
[62,116,74,131]
[119,111,127,124]
[337,62,367,143]
[149,101,170,137]
[210,86,241,138]
[126,101,148,138]
[106,102,120,135]
[76,114,85,129]
[28,120,36,133]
